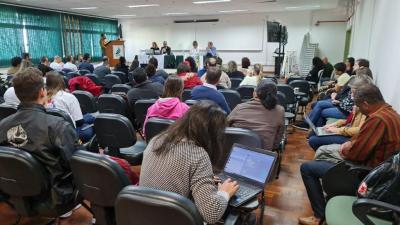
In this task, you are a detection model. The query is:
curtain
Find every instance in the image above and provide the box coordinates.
[0,6,23,66]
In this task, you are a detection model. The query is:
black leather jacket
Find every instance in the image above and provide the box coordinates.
[0,103,79,205]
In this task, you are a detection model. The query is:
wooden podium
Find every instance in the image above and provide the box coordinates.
[105,39,125,67]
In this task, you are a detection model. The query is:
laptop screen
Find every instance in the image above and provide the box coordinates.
[224,145,275,184]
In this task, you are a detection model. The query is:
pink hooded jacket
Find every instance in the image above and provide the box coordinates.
[143,97,189,133]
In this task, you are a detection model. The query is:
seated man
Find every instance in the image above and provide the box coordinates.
[299,83,400,225]
[191,67,231,113]
[78,53,94,73]
[37,56,54,76]
[200,57,231,89]
[0,68,80,213]
[148,57,168,79]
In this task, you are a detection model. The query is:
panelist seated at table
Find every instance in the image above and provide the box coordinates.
[206,41,217,57]
[150,41,160,54]
[160,41,172,55]
[190,40,201,56]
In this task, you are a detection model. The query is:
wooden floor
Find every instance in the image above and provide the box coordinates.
[0,129,314,225]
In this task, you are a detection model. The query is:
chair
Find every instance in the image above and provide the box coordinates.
[144,117,175,143]
[62,68,73,74]
[289,80,312,114]
[112,71,128,84]
[184,99,199,106]
[216,85,226,90]
[263,77,278,84]
[0,146,79,220]
[72,90,97,114]
[111,84,131,94]
[104,75,122,92]
[230,78,243,90]
[98,94,129,117]
[115,186,238,225]
[70,150,131,225]
[277,84,297,115]
[63,76,69,87]
[0,104,17,121]
[128,72,135,86]
[286,76,304,84]
[46,108,74,127]
[182,89,192,101]
[219,89,242,110]
[66,71,80,79]
[94,113,146,165]
[86,74,101,85]
[236,85,255,101]
[78,69,91,75]
[134,99,156,128]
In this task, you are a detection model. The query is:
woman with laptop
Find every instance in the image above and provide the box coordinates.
[139,101,239,224]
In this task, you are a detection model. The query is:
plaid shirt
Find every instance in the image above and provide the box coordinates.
[345,104,400,167]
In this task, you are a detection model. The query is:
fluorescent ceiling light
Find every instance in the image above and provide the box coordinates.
[164,12,189,15]
[128,4,160,8]
[193,0,231,4]
[219,9,249,13]
[285,5,320,11]
[70,7,97,10]
[113,15,137,17]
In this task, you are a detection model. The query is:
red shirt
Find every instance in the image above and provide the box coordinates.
[178,72,202,89]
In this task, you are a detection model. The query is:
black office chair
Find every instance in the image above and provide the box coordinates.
[94,113,146,166]
[128,72,135,86]
[98,94,128,117]
[236,85,255,101]
[66,71,80,80]
[46,108,75,127]
[286,76,304,84]
[277,84,297,115]
[182,89,192,101]
[73,90,97,114]
[62,68,73,74]
[63,75,69,88]
[86,74,101,85]
[134,99,156,129]
[144,117,175,143]
[70,150,131,225]
[219,89,242,110]
[115,186,239,225]
[0,104,17,121]
[79,69,91,75]
[0,146,80,220]
[289,80,312,114]
[263,77,278,84]
[57,71,66,76]
[112,71,128,84]
[111,84,131,94]
[184,99,199,106]
[230,78,243,90]
[104,75,122,93]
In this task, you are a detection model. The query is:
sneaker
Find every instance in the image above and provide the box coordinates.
[298,216,323,225]
[293,122,309,131]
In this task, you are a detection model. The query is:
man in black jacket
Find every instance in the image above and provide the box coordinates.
[0,68,79,211]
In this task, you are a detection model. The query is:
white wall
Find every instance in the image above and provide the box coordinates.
[119,9,347,67]
[349,0,400,112]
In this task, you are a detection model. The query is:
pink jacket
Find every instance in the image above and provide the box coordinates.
[143,97,189,133]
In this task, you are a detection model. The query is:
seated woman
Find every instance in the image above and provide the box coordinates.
[143,75,189,131]
[140,101,239,224]
[308,106,366,151]
[185,56,198,73]
[46,72,95,142]
[227,60,245,79]
[114,56,129,75]
[176,62,202,89]
[306,57,325,84]
[240,57,251,75]
[228,80,285,151]
[239,63,263,87]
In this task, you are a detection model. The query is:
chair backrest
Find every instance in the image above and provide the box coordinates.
[111,84,131,94]
[70,150,131,225]
[144,117,175,143]
[62,68,73,74]
[98,94,128,116]
[219,89,242,110]
[86,74,100,85]
[128,72,136,86]
[184,99,199,106]
[115,186,204,225]
[79,69,91,75]
[277,91,288,111]
[286,76,303,84]
[134,99,156,128]
[182,89,192,101]
[263,77,278,84]
[289,80,311,94]
[72,90,97,114]
[230,78,243,90]
[104,75,122,90]
[277,84,296,104]
[46,108,75,126]
[112,71,128,83]
[236,85,255,100]
[215,127,263,171]
[66,71,80,79]
[0,104,17,121]
[94,113,137,150]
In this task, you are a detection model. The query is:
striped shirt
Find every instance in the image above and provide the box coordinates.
[345,104,400,167]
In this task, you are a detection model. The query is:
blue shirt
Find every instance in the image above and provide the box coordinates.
[78,61,94,73]
[191,84,231,113]
[197,68,207,77]
[206,47,217,56]
[149,75,165,85]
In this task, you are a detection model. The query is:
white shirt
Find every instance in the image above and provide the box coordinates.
[3,87,20,106]
[190,47,201,56]
[239,76,259,87]
[50,62,64,71]
[203,83,217,90]
[63,62,78,72]
[47,90,83,126]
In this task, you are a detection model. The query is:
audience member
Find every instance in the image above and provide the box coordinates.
[0,67,80,214]
[190,40,200,56]
[299,84,400,225]
[127,68,163,107]
[7,57,22,75]
[140,101,238,224]
[239,63,263,87]
[216,57,228,73]
[148,57,168,79]
[114,56,129,75]
[160,41,172,55]
[200,57,231,89]
[63,55,78,72]
[306,57,325,83]
[129,55,139,72]
[354,58,372,78]
[49,56,64,71]
[37,56,54,76]
[143,75,189,131]
[78,53,94,73]
[191,67,230,113]
[206,41,217,57]
[3,86,20,106]
[332,62,351,93]
[93,56,111,82]
[227,60,245,79]
[345,57,355,75]
[321,57,333,80]
[146,64,165,85]
[240,57,251,75]
[228,80,284,150]
[185,56,198,72]
[21,52,33,68]
[177,63,202,89]
[197,57,210,77]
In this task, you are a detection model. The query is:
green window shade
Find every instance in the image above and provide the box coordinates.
[0,6,23,66]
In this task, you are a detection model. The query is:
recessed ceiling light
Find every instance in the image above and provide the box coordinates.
[219,9,249,13]
[70,7,97,10]
[193,0,231,4]
[164,12,189,15]
[285,5,320,11]
[113,15,137,17]
[128,4,160,8]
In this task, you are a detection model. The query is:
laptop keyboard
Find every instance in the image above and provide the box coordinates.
[236,186,256,199]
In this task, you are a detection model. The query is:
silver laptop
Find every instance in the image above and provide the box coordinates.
[217,144,277,207]
[304,114,336,136]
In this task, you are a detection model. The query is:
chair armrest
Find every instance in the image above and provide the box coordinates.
[353,198,400,225]
[223,213,239,225]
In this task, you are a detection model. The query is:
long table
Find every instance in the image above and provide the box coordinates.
[138,54,203,70]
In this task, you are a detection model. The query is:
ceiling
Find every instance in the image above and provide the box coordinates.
[1,0,342,19]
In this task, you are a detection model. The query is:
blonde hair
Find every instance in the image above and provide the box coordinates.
[249,63,264,84]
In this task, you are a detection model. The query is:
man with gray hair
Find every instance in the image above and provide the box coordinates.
[49,55,64,71]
